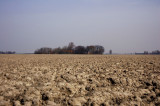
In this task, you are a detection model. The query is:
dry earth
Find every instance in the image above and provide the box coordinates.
[0,54,160,106]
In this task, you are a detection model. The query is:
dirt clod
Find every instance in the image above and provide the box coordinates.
[42,93,49,101]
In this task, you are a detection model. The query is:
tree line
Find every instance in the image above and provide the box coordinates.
[135,50,160,55]
[34,42,105,54]
[143,50,160,55]
[0,51,16,54]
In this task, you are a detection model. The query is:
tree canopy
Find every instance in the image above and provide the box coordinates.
[34,42,105,54]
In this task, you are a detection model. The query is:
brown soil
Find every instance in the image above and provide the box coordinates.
[0,54,160,106]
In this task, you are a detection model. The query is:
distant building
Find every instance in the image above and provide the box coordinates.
[109,50,112,54]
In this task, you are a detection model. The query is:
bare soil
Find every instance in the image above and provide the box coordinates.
[0,54,160,106]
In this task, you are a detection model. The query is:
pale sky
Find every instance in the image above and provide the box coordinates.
[0,0,160,53]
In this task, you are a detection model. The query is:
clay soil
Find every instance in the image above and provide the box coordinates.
[0,54,160,106]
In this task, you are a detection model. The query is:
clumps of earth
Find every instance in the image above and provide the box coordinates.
[0,54,160,106]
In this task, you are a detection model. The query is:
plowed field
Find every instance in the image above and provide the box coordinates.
[0,55,160,106]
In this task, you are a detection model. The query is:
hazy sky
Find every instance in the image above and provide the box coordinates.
[0,0,160,53]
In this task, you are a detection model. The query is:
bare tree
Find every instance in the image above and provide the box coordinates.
[86,45,104,54]
[34,47,53,54]
[75,46,86,54]
[67,42,75,50]
[144,51,148,54]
